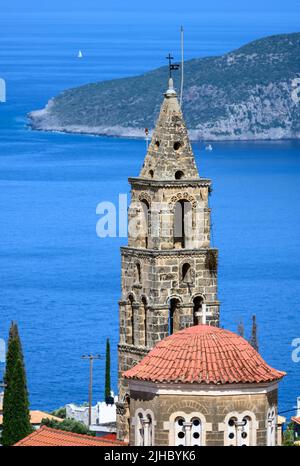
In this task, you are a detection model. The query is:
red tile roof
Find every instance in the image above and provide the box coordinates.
[292,416,300,425]
[124,325,286,385]
[0,410,63,426]
[101,433,118,441]
[14,426,127,447]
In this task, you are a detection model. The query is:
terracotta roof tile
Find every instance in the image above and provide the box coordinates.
[0,410,63,426]
[14,426,127,447]
[123,325,286,385]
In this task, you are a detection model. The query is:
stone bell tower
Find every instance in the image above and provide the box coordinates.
[117,76,220,441]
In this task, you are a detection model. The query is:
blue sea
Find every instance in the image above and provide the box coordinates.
[0,8,299,414]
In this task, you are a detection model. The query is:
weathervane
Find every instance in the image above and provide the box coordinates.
[166,53,180,79]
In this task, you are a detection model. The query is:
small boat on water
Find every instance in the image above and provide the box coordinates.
[77,50,83,59]
[205,144,213,151]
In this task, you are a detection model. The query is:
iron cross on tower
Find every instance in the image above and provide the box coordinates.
[166,53,180,79]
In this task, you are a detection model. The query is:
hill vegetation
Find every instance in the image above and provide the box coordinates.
[29,32,300,141]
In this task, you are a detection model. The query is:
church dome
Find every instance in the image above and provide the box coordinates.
[123,325,285,385]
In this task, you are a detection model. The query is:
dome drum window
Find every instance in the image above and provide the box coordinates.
[174,416,202,446]
[226,415,253,446]
[267,407,276,446]
[135,410,154,446]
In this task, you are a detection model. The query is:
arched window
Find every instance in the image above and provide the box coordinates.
[135,262,141,284]
[127,295,135,345]
[193,296,203,325]
[140,200,149,248]
[169,298,180,335]
[240,416,251,446]
[182,263,192,283]
[173,141,182,151]
[227,416,238,446]
[267,407,276,446]
[174,416,202,446]
[191,418,202,446]
[135,410,154,446]
[137,412,144,446]
[175,417,186,446]
[226,415,254,446]
[145,414,153,446]
[175,170,184,180]
[181,262,194,285]
[141,297,148,347]
[174,200,192,248]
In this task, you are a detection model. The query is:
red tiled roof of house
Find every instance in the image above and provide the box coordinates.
[0,410,63,426]
[124,325,286,385]
[101,433,118,441]
[14,426,127,447]
[292,416,300,425]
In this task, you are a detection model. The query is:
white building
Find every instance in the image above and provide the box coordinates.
[66,394,118,434]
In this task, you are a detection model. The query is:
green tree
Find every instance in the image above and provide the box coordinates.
[105,338,111,401]
[51,406,66,419]
[2,322,32,446]
[41,417,95,436]
[283,422,295,446]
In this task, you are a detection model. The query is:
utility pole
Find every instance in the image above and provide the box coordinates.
[81,354,101,427]
[180,25,184,108]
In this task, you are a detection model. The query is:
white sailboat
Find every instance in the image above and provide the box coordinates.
[205,144,213,151]
[77,50,83,59]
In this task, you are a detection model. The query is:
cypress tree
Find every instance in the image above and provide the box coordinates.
[249,315,259,352]
[105,338,111,402]
[2,322,32,446]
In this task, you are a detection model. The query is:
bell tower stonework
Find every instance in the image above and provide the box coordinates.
[116,78,220,441]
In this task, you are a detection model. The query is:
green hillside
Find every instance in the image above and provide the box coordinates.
[29,32,300,140]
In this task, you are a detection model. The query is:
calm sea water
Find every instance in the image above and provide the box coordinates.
[0,9,299,413]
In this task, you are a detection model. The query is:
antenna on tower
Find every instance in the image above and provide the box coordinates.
[180,25,184,108]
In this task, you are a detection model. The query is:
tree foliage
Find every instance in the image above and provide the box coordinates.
[50,406,66,419]
[41,417,95,436]
[2,322,32,446]
[283,422,295,446]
